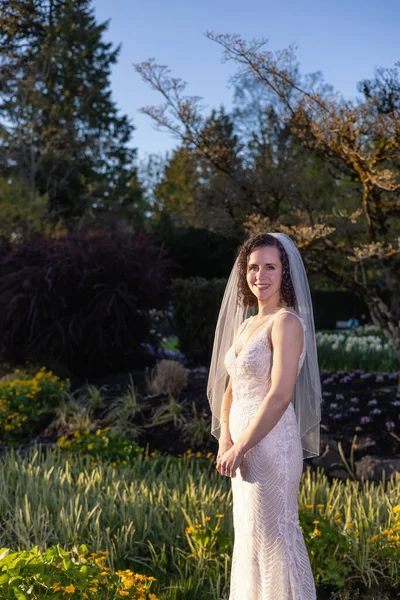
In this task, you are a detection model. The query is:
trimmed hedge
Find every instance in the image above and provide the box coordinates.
[169,277,227,366]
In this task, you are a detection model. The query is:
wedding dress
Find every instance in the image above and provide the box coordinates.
[224,308,317,600]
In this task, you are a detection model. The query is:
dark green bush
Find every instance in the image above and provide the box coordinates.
[169,277,228,366]
[150,218,242,279]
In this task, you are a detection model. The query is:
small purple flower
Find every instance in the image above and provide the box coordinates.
[391,401,400,407]
[376,375,384,383]
[336,393,345,400]
[322,391,332,397]
[361,416,371,424]
[389,372,399,380]
[350,397,359,404]
[368,399,377,406]
[349,407,360,413]
[323,377,334,384]
[370,408,382,415]
[330,402,338,409]
[385,421,396,431]
[354,369,362,374]
[140,342,156,356]
[333,413,342,420]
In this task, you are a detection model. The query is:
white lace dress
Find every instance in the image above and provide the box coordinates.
[224,308,316,600]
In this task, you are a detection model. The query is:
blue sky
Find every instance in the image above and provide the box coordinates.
[93,0,399,164]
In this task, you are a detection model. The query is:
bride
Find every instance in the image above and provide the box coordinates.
[207,232,322,600]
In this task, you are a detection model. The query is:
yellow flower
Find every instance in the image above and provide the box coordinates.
[306,504,313,509]
[204,516,211,522]
[312,520,320,525]
[216,513,224,518]
[206,452,213,459]
[313,529,322,536]
[185,526,194,534]
[393,504,400,514]
[64,584,75,593]
[52,582,62,591]
[317,504,324,509]
[368,534,379,543]
[334,518,341,525]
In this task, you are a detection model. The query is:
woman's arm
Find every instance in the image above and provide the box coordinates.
[219,377,233,440]
[234,312,304,455]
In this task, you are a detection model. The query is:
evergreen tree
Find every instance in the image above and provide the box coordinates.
[0,0,146,228]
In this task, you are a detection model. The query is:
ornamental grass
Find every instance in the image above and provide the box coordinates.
[0,444,399,598]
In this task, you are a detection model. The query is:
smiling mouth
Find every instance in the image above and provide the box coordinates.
[256,285,270,289]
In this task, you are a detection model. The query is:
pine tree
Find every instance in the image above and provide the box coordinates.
[0,0,145,228]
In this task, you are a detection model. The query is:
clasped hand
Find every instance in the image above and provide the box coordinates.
[216,444,244,478]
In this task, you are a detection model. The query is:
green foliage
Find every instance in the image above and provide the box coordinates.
[169,277,228,365]
[183,509,231,556]
[182,402,211,447]
[316,328,400,373]
[0,177,53,244]
[149,218,242,279]
[151,148,200,227]
[147,393,188,428]
[299,506,351,587]
[0,544,159,599]
[0,367,69,444]
[55,427,144,466]
[102,376,149,441]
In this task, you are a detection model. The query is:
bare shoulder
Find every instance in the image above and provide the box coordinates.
[274,310,303,331]
[271,311,304,346]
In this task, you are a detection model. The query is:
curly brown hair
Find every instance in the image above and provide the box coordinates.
[236,233,297,309]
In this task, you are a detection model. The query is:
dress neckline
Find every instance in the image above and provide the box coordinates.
[234,307,292,359]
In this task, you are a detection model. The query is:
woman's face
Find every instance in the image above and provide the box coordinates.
[246,245,283,302]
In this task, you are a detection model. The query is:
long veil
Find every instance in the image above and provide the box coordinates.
[206,232,322,460]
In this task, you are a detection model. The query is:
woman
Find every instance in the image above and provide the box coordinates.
[207,232,322,600]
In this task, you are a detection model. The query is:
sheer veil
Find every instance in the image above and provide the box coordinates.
[206,232,322,460]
